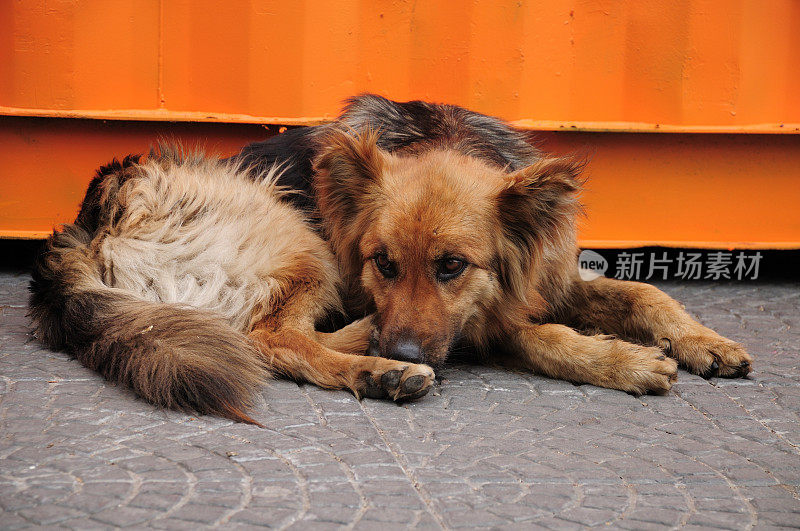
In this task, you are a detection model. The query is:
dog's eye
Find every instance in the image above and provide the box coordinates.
[436,258,467,281]
[374,253,397,278]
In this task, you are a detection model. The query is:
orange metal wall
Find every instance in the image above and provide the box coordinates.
[1,1,798,248]
[2,119,798,248]
[0,118,273,240]
[2,0,798,131]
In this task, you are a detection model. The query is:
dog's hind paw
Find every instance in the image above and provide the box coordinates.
[355,360,435,402]
[659,334,751,379]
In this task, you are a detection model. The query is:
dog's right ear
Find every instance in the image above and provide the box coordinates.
[312,128,387,223]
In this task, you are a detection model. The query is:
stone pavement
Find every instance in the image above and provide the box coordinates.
[1,271,799,529]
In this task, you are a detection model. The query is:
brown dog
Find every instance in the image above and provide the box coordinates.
[240,94,752,396]
[29,148,435,425]
[30,96,752,425]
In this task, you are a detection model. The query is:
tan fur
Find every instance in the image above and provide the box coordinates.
[30,149,435,424]
[564,277,752,378]
[312,130,752,394]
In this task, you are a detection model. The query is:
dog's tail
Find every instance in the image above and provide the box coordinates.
[29,224,269,426]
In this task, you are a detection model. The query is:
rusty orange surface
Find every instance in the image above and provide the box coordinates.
[1,1,798,132]
[1,118,798,249]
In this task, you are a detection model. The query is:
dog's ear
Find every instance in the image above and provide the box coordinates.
[494,157,584,301]
[313,129,389,295]
[313,128,387,222]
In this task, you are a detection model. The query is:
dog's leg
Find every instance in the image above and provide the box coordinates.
[250,305,434,400]
[566,277,751,378]
[315,315,374,355]
[251,326,433,400]
[502,323,678,394]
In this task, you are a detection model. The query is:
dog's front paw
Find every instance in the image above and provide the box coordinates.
[659,334,751,379]
[355,359,435,401]
[609,342,679,395]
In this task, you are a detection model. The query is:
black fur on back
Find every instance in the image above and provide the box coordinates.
[337,94,540,169]
[233,126,319,215]
[231,94,541,215]
[74,154,141,232]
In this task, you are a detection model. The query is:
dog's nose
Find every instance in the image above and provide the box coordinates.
[388,338,424,363]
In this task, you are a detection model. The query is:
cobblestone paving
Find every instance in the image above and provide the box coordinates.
[1,271,799,529]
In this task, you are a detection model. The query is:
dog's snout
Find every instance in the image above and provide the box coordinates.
[388,338,424,363]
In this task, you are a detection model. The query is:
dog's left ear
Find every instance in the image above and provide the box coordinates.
[312,128,387,223]
[312,128,389,293]
[494,157,584,299]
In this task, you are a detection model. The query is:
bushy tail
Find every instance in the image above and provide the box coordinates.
[29,225,269,426]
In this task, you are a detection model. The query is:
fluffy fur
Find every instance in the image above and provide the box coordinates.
[236,94,753,394]
[30,147,435,424]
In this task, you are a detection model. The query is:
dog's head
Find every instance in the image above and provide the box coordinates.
[314,129,582,366]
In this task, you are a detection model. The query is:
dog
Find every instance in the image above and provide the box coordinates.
[236,94,753,394]
[29,148,435,425]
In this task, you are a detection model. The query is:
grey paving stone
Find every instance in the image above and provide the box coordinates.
[3,274,800,528]
[91,506,155,527]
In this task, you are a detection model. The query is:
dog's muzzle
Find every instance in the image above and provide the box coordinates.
[368,329,426,364]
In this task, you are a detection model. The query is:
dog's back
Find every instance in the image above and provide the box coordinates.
[337,94,540,168]
[234,94,542,215]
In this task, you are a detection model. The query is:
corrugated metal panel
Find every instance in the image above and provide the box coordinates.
[1,0,798,132]
[0,118,272,239]
[1,1,798,248]
[2,119,798,249]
